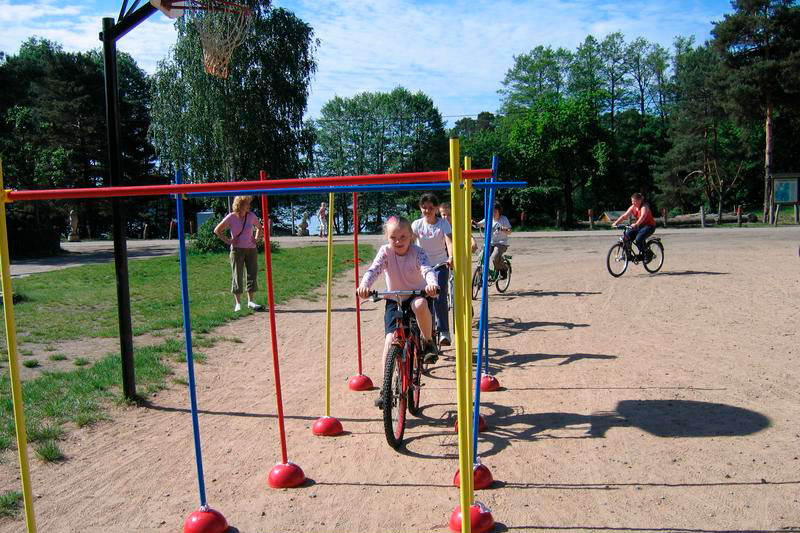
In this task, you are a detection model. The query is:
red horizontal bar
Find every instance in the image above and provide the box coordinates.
[5,169,492,202]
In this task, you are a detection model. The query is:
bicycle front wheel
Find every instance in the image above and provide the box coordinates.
[472,265,482,300]
[643,240,665,273]
[407,343,423,416]
[382,345,407,449]
[606,243,628,277]
[496,263,511,293]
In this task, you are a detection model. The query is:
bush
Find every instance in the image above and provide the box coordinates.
[189,215,279,255]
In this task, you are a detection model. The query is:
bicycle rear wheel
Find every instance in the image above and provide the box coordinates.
[496,262,511,293]
[643,240,665,273]
[606,243,628,277]
[472,265,482,300]
[407,342,423,416]
[382,345,406,449]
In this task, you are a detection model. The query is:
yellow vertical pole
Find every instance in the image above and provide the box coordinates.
[449,139,472,533]
[325,192,334,417]
[463,156,474,500]
[0,161,37,533]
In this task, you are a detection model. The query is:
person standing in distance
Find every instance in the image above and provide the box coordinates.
[317,201,328,237]
[412,193,453,347]
[214,196,264,312]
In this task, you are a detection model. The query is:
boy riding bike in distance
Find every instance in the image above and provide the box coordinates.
[612,192,657,260]
[357,216,439,408]
[475,205,512,279]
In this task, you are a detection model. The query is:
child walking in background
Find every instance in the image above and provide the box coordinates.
[412,193,453,346]
[357,216,439,408]
[317,201,328,237]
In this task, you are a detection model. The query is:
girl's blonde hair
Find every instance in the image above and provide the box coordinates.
[232,196,252,214]
[383,215,412,235]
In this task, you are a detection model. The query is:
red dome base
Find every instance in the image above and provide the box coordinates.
[449,502,495,533]
[184,507,228,533]
[454,415,488,433]
[348,374,374,391]
[453,462,494,490]
[268,462,306,489]
[312,416,343,436]
[480,375,500,392]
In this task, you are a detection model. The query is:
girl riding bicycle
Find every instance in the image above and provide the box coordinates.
[612,192,656,259]
[475,205,512,279]
[357,216,439,407]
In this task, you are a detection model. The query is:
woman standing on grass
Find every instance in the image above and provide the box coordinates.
[214,196,264,312]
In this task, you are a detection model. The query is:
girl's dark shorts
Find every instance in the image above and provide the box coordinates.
[383,297,432,334]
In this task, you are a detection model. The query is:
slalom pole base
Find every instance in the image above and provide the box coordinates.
[480,375,500,392]
[268,461,306,489]
[449,502,495,533]
[183,506,228,533]
[454,415,488,433]
[312,415,343,436]
[348,374,374,391]
[454,461,495,490]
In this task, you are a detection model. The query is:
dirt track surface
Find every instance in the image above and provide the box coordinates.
[2,227,800,532]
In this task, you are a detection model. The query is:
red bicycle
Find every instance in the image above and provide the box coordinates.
[368,289,436,449]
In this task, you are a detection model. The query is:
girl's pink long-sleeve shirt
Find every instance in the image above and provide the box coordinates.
[360,244,438,294]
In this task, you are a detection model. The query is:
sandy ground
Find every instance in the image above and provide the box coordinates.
[2,227,800,533]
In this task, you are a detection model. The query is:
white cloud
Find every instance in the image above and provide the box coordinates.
[2,0,730,121]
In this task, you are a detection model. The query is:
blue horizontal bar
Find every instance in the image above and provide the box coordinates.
[185,181,526,199]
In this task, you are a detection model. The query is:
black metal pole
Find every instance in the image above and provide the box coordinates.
[102,17,136,400]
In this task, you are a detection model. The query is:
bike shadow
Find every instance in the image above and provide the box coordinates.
[493,289,603,299]
[486,352,618,372]
[640,270,729,276]
[485,316,590,338]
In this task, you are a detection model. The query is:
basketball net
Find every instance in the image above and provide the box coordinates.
[150,0,253,79]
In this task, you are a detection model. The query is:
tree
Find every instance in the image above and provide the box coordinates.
[499,46,573,112]
[310,87,448,231]
[646,43,672,129]
[509,96,608,225]
[150,1,317,185]
[656,42,749,218]
[569,35,606,114]
[712,0,800,220]
[626,37,655,126]
[600,32,631,134]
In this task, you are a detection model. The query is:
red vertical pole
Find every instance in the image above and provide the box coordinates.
[353,192,363,375]
[259,170,288,464]
[348,192,373,391]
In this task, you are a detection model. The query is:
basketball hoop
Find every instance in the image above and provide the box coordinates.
[150,0,253,79]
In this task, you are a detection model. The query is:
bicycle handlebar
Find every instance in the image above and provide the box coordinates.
[367,289,437,302]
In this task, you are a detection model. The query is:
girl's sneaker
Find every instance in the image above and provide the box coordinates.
[234,303,241,312]
[247,301,262,310]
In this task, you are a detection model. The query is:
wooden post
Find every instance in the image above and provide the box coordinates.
[168,220,174,239]
[737,205,742,227]
[588,209,594,229]
[700,206,705,228]
[555,210,561,229]
[773,205,780,226]
[189,221,194,235]
[143,223,148,240]
[794,205,799,224]
[661,208,667,228]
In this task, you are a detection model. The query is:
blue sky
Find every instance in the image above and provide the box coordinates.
[1,0,733,120]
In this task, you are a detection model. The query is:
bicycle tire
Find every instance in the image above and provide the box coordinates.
[382,344,406,449]
[472,265,482,300]
[606,243,628,277]
[407,341,423,416]
[495,262,511,293]
[643,240,665,273]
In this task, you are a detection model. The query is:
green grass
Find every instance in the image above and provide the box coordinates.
[22,360,39,368]
[0,491,22,518]
[33,440,63,462]
[73,358,89,367]
[0,244,374,483]
[2,245,373,344]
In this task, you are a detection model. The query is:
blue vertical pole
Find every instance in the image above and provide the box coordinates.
[175,170,208,508]
[472,155,498,457]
